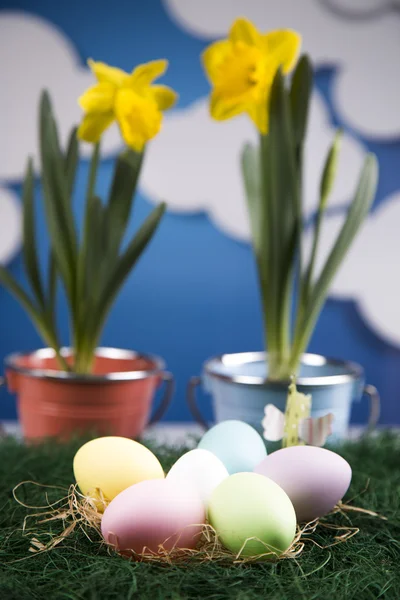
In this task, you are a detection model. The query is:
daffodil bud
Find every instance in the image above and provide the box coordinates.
[319,130,342,211]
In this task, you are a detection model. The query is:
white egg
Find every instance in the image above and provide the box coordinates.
[166,449,229,507]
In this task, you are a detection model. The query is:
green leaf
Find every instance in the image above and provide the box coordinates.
[47,249,58,318]
[39,94,69,281]
[106,149,144,258]
[22,157,45,308]
[75,194,106,351]
[48,114,78,263]
[290,154,378,370]
[289,55,313,154]
[76,144,101,313]
[0,267,37,317]
[241,143,262,254]
[313,154,378,307]
[84,195,105,296]
[45,249,61,350]
[278,219,299,359]
[0,265,67,368]
[0,266,48,339]
[65,127,79,198]
[269,69,298,243]
[266,69,299,360]
[39,91,77,298]
[300,130,343,311]
[257,134,275,352]
[85,142,100,206]
[88,202,166,349]
[288,56,312,321]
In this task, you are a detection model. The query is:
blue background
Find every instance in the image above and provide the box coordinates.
[1,0,400,425]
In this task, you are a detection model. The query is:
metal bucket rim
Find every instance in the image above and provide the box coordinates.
[5,347,166,383]
[203,352,363,387]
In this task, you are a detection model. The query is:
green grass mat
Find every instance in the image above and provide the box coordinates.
[0,434,399,600]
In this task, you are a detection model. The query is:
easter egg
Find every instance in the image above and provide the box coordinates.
[73,436,164,507]
[198,420,267,474]
[208,472,296,557]
[254,446,352,522]
[167,449,229,506]
[101,479,205,555]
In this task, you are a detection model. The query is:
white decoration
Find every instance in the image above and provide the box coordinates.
[303,192,400,346]
[262,404,333,447]
[262,405,285,442]
[0,187,22,264]
[0,12,121,182]
[163,0,400,138]
[141,92,365,242]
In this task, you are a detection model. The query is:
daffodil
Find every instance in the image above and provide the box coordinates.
[78,59,177,151]
[202,18,301,133]
[202,20,378,383]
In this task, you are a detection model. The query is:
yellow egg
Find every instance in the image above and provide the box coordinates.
[73,437,164,508]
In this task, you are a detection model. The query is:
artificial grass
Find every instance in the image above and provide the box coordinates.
[0,434,399,600]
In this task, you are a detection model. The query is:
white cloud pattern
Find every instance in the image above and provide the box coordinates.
[0,187,22,265]
[141,92,365,242]
[323,0,400,18]
[0,11,122,264]
[0,6,398,347]
[0,11,121,183]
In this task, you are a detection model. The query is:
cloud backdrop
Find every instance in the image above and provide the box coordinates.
[303,193,400,347]
[0,187,22,265]
[0,11,123,264]
[141,92,365,241]
[0,11,121,183]
[164,0,400,138]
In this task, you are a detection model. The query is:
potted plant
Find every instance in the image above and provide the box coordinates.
[188,19,380,439]
[1,58,177,440]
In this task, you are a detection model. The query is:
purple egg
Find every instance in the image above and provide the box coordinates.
[101,479,205,555]
[254,446,352,522]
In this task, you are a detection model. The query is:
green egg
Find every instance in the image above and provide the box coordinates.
[208,472,296,557]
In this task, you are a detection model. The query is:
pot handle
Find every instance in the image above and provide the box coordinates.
[362,384,380,432]
[149,371,175,425]
[187,376,209,431]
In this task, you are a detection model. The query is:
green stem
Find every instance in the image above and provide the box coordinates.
[277,275,292,368]
[291,131,344,373]
[288,312,317,374]
[74,335,97,374]
[292,209,324,358]
[49,339,70,372]
[305,210,323,302]
[259,134,279,363]
[86,143,100,205]
[289,266,325,375]
[74,142,100,363]
[281,139,303,371]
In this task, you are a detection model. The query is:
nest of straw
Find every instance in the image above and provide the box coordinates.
[12,481,385,565]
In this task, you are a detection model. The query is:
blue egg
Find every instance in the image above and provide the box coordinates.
[198,420,267,474]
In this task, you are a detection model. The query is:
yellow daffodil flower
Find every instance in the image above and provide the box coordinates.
[78,59,177,151]
[202,18,301,134]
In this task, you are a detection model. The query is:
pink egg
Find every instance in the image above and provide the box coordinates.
[254,446,352,522]
[101,479,205,555]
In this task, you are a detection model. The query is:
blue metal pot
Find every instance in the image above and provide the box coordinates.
[188,353,380,442]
